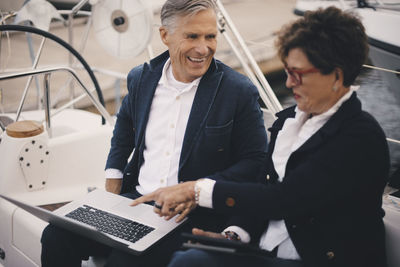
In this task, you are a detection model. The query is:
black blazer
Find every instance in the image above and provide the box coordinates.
[105,50,268,195]
[212,92,390,267]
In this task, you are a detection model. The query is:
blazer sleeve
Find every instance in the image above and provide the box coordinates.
[211,113,389,238]
[105,66,143,172]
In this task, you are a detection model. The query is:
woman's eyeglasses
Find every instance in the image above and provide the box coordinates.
[284,67,320,86]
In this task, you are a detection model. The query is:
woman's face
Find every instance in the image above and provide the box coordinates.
[285,48,340,116]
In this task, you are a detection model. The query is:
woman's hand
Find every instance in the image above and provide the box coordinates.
[130,181,197,222]
[191,228,225,239]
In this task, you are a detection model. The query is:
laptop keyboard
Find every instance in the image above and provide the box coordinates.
[65,205,155,243]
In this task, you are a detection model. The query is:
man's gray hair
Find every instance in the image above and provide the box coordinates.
[161,0,217,31]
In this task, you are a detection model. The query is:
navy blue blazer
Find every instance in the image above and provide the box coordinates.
[105,51,268,195]
[212,93,390,267]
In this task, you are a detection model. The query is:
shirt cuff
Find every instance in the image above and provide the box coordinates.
[105,168,123,179]
[222,226,251,243]
[196,178,216,208]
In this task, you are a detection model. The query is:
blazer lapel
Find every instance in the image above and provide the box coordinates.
[135,54,167,146]
[292,92,361,155]
[179,61,223,169]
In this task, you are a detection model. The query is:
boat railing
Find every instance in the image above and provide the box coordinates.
[298,0,400,11]
[214,0,283,116]
[0,66,115,137]
[363,64,400,76]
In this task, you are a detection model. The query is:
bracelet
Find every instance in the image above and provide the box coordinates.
[224,231,241,241]
[194,181,201,205]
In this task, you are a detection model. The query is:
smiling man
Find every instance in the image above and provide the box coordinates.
[40,0,268,266]
[161,6,217,83]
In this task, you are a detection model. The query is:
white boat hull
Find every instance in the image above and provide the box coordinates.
[0,109,113,267]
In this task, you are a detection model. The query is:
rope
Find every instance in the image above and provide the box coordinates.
[363,64,400,75]
[387,138,400,145]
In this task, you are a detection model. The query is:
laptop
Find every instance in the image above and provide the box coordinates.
[0,189,186,255]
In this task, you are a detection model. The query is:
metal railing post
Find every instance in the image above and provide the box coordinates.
[43,73,52,137]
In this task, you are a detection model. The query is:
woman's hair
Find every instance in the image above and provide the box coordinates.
[276,6,368,87]
[161,0,216,32]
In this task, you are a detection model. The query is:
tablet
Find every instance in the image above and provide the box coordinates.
[181,233,273,257]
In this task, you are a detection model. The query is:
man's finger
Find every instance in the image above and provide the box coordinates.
[153,202,163,214]
[130,193,155,206]
[154,203,163,209]
[175,207,191,223]
[160,201,175,216]
[164,208,181,220]
[174,203,186,214]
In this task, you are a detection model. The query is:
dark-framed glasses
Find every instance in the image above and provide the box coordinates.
[284,67,320,86]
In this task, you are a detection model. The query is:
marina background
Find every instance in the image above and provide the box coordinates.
[1,0,399,178]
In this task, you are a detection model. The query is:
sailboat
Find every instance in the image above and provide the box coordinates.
[0,0,399,266]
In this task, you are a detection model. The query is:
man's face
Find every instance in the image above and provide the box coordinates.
[160,8,218,83]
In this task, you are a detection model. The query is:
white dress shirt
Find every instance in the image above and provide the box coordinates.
[197,87,357,259]
[106,59,200,195]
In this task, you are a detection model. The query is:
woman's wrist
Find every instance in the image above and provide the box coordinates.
[224,230,241,241]
[193,179,215,208]
[194,179,203,205]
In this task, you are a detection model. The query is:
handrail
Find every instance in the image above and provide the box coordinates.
[16,37,46,122]
[0,25,107,124]
[0,66,115,129]
[43,73,52,136]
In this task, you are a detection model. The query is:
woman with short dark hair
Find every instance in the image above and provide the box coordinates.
[276,6,368,88]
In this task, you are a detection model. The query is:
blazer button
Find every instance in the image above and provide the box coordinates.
[225,197,235,207]
[291,224,297,229]
[266,175,270,180]
[326,251,335,260]
[309,217,315,224]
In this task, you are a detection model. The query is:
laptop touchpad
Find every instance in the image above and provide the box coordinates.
[111,200,154,220]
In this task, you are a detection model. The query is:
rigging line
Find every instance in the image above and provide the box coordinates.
[0,31,11,72]
[387,138,400,145]
[0,13,14,71]
[363,64,400,75]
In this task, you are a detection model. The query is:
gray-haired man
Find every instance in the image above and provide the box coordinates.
[41,0,267,266]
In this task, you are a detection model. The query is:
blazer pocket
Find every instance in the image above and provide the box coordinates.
[205,120,234,136]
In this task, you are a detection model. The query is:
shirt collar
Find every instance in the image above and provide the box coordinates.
[295,86,358,123]
[158,58,201,92]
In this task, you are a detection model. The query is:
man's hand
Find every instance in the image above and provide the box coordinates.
[105,178,122,194]
[130,181,197,222]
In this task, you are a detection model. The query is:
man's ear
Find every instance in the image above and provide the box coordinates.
[159,26,169,46]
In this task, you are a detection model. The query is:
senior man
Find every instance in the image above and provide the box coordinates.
[40,0,267,266]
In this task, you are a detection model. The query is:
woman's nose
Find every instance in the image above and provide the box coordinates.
[285,74,297,88]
